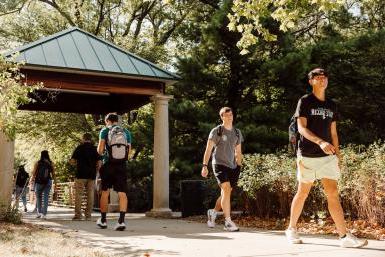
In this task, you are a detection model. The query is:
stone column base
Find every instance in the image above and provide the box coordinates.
[108,204,120,213]
[108,190,120,213]
[145,208,172,218]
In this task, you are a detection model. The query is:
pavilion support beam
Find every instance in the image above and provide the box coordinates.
[0,131,15,212]
[146,94,173,218]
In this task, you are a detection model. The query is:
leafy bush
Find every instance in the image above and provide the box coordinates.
[0,202,22,224]
[238,143,385,225]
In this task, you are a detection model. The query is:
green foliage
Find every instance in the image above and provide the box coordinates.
[15,111,101,182]
[338,142,385,223]
[0,202,22,224]
[238,143,385,224]
[228,0,346,53]
[0,56,41,139]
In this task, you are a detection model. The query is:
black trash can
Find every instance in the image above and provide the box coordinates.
[180,180,205,218]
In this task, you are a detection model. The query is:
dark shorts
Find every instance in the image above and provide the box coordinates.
[213,164,241,188]
[100,162,128,193]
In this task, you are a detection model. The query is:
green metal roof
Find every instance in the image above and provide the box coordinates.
[5,27,180,82]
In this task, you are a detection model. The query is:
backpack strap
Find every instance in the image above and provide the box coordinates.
[217,125,223,137]
[234,128,240,138]
[217,125,240,139]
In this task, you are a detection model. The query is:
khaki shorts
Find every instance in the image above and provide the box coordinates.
[297,155,340,183]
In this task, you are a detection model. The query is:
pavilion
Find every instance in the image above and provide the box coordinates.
[0,27,180,217]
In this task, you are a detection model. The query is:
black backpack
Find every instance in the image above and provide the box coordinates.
[35,161,52,185]
[288,115,300,156]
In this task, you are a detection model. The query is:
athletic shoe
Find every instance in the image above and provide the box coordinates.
[114,222,126,231]
[207,209,217,228]
[285,227,303,244]
[224,219,239,232]
[340,232,368,248]
[36,213,42,218]
[24,207,27,212]
[96,218,107,229]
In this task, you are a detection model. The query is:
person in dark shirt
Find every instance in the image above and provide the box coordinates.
[15,165,29,212]
[31,150,56,219]
[70,133,101,221]
[285,68,367,248]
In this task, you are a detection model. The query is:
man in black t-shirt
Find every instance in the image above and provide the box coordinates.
[70,133,101,220]
[285,68,367,248]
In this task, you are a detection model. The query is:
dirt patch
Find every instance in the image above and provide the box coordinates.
[0,222,118,257]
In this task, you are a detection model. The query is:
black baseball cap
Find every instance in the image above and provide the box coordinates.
[308,68,328,79]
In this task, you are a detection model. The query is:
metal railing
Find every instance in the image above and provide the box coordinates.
[49,182,100,210]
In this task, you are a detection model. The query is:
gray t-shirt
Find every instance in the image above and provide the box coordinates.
[208,125,244,169]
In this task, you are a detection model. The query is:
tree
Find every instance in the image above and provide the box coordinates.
[227,0,347,54]
[0,56,41,139]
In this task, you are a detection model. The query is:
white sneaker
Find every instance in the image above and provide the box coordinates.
[114,222,126,231]
[207,209,217,228]
[340,232,368,248]
[285,228,303,244]
[224,219,239,232]
[96,218,107,229]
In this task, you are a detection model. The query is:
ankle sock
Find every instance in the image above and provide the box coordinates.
[101,212,106,223]
[118,212,125,223]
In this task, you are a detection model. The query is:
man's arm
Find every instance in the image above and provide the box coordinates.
[97,139,105,156]
[297,117,336,155]
[30,162,38,183]
[331,121,341,160]
[127,144,131,160]
[50,163,56,181]
[235,143,242,166]
[201,140,215,178]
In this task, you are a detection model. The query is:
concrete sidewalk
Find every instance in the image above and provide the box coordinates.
[22,206,385,257]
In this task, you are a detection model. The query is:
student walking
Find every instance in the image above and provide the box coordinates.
[70,133,101,221]
[31,150,56,219]
[14,165,29,212]
[96,113,131,231]
[201,107,243,232]
[285,68,368,248]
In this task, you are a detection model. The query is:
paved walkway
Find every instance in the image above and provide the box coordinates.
[22,206,385,257]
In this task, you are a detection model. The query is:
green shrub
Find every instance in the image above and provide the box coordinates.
[238,143,385,225]
[238,152,298,218]
[0,202,22,224]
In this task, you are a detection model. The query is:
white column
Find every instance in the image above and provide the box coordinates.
[146,94,173,218]
[0,131,15,211]
[108,190,120,212]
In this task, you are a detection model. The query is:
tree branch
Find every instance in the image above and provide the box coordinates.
[198,0,219,9]
[94,0,106,35]
[38,0,75,26]
[156,11,188,45]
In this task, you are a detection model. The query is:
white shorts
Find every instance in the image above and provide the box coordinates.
[297,155,340,183]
